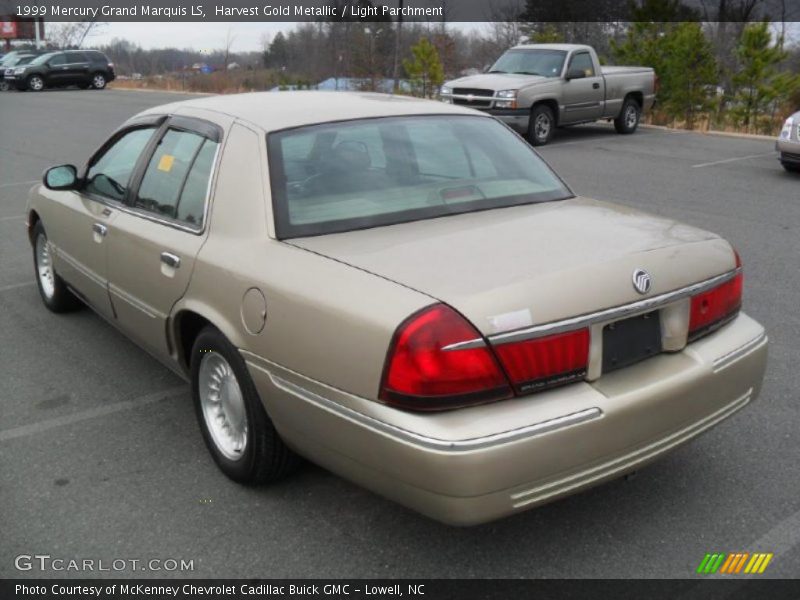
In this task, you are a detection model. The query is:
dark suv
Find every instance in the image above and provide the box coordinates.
[9,49,115,91]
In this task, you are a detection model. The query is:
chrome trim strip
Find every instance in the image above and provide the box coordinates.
[108,284,162,319]
[511,388,753,508]
[57,246,106,288]
[489,269,741,345]
[712,332,767,372]
[246,359,602,452]
[442,337,486,351]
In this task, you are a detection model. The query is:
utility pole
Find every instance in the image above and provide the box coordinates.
[391,0,404,92]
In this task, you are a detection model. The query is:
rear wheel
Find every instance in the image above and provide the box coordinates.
[614,97,641,134]
[191,326,300,484]
[27,75,44,92]
[528,104,555,146]
[32,221,82,312]
[90,72,107,89]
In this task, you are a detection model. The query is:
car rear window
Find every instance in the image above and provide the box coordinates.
[268,115,572,238]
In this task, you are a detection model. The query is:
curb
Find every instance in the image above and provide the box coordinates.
[107,86,216,96]
[641,124,776,142]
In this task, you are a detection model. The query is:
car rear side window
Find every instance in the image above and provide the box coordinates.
[48,54,67,67]
[269,115,572,238]
[135,128,218,228]
[85,127,156,202]
[68,52,88,63]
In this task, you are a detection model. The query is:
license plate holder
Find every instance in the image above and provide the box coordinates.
[602,311,662,374]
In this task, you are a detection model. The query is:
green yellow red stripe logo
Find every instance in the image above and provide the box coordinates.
[696,552,773,574]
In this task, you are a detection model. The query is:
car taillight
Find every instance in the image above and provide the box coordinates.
[108,62,114,69]
[688,252,743,341]
[493,329,590,394]
[380,304,512,410]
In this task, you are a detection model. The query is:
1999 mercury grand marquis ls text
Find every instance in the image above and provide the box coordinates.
[27,92,767,525]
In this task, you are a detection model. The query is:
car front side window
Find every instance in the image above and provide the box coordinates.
[48,54,67,67]
[84,127,156,202]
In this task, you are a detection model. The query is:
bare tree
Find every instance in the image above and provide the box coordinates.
[48,21,106,49]
[222,28,237,70]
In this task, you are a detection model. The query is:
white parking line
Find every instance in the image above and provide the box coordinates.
[0,214,25,222]
[0,386,186,443]
[692,152,777,168]
[0,179,38,189]
[0,281,35,293]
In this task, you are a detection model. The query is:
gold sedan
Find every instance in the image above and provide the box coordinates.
[26,92,768,525]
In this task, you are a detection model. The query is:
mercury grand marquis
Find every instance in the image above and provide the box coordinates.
[26,92,768,525]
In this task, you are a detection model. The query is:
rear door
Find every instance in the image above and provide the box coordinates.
[105,116,222,361]
[561,51,604,124]
[62,51,90,85]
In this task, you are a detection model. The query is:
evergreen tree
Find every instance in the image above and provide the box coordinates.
[403,38,443,98]
[732,22,799,133]
[660,23,718,129]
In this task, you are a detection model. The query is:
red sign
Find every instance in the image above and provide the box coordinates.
[0,20,18,39]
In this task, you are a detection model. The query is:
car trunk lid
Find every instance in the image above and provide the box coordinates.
[289,197,735,337]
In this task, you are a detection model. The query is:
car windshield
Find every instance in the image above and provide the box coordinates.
[268,115,572,238]
[8,55,34,66]
[489,50,567,77]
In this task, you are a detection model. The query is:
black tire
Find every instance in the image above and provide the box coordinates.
[32,221,82,313]
[27,74,45,92]
[90,72,107,89]
[0,80,9,92]
[614,97,641,134]
[528,104,556,146]
[191,326,300,484]
[782,162,800,173]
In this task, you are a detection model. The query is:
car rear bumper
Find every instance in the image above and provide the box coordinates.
[243,312,767,525]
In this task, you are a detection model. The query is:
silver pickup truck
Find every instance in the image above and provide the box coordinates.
[441,44,656,146]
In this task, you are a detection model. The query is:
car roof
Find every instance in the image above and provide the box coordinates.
[510,43,592,53]
[138,91,488,132]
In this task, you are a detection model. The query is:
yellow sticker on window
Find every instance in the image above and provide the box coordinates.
[157,154,175,172]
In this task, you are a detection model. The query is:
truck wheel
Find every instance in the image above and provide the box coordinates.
[528,105,555,146]
[191,325,301,484]
[615,97,640,134]
[27,75,45,92]
[90,73,107,89]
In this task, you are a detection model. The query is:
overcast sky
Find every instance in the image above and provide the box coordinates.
[78,21,485,53]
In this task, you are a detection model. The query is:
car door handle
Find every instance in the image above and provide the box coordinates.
[92,223,107,237]
[593,83,600,89]
[160,252,181,269]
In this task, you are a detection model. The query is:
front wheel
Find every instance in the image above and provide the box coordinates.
[27,75,45,92]
[528,105,555,146]
[90,73,107,89]
[0,80,9,92]
[191,326,300,484]
[32,222,82,312]
[614,98,641,134]
[782,161,800,173]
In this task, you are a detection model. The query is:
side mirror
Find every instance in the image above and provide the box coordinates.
[565,67,586,81]
[43,165,78,190]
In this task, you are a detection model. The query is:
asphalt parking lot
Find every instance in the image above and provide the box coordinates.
[1,89,798,579]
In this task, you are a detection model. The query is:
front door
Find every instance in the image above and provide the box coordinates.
[49,126,160,318]
[561,51,604,124]
[106,121,220,361]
